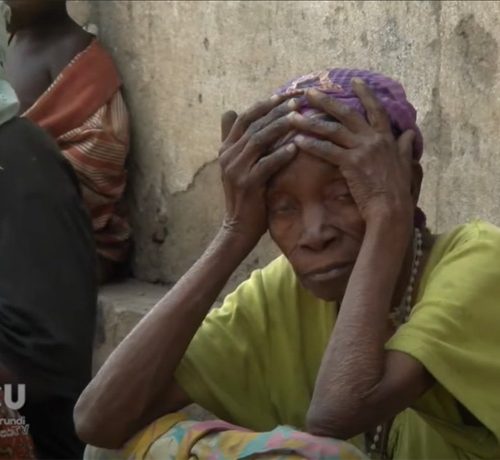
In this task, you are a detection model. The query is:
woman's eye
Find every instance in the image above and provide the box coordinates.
[269,201,297,215]
[335,193,353,202]
[273,205,294,214]
[327,192,353,203]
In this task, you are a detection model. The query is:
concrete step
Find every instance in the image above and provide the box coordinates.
[94,279,167,372]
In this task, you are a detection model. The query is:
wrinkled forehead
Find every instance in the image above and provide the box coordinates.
[268,150,344,192]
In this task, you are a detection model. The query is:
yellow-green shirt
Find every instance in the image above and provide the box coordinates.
[176,221,500,459]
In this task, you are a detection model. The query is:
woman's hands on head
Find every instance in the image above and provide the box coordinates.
[218,91,303,248]
[289,78,416,229]
[217,79,418,252]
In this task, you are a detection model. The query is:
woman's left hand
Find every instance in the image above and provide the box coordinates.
[289,78,415,226]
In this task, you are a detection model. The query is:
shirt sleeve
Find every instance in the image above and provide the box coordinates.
[175,258,287,431]
[386,221,500,443]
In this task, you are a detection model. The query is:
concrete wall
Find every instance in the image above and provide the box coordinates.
[69,1,500,288]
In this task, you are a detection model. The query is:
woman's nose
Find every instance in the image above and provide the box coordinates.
[299,205,338,252]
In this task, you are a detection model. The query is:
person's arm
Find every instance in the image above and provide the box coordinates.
[289,80,433,439]
[74,91,304,448]
[307,218,433,438]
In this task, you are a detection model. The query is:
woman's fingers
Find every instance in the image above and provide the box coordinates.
[220,111,238,143]
[239,112,297,163]
[289,112,357,148]
[253,143,298,182]
[351,78,391,133]
[222,112,296,173]
[294,134,346,165]
[244,96,301,139]
[305,88,366,133]
[223,91,304,147]
[220,96,303,158]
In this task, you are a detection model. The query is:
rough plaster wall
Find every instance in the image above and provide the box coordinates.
[435,3,500,228]
[72,1,499,287]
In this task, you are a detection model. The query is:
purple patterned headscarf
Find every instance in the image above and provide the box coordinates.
[274,68,426,228]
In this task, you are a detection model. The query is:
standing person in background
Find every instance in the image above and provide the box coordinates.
[0,3,97,458]
[5,0,132,283]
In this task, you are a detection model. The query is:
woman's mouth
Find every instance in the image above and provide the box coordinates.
[303,262,354,282]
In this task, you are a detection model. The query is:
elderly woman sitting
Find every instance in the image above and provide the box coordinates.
[75,69,500,459]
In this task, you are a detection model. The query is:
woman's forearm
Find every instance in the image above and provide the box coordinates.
[307,217,411,438]
[74,228,253,448]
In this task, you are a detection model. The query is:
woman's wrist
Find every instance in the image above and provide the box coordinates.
[214,225,259,262]
[365,204,413,242]
[364,197,413,226]
[361,216,413,282]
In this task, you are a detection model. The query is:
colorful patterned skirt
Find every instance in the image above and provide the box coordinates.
[84,412,367,460]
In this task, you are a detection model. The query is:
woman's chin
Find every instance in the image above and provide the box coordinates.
[301,279,346,303]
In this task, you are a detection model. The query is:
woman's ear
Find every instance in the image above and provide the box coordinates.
[411,161,423,206]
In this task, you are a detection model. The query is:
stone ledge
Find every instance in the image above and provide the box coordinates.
[93,279,168,372]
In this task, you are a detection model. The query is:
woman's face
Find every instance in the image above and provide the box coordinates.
[267,151,365,302]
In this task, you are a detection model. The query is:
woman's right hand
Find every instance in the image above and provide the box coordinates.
[218,92,303,248]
